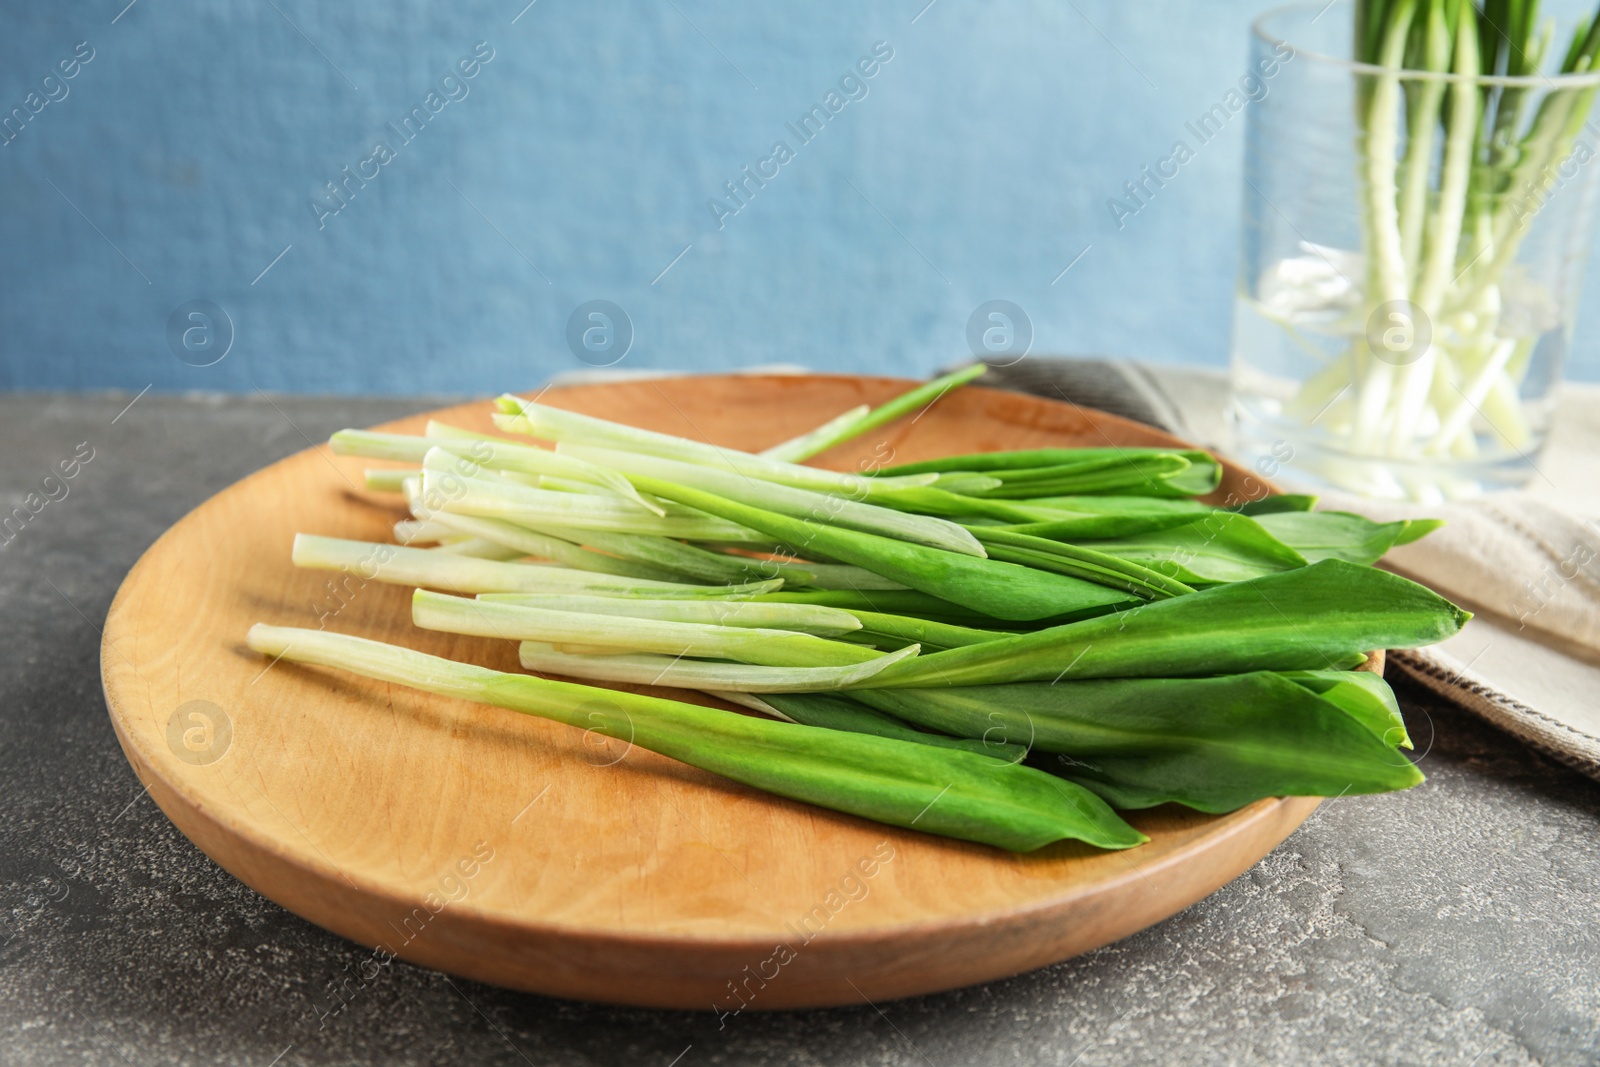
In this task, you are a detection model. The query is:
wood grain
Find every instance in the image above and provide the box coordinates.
[101,374,1364,1011]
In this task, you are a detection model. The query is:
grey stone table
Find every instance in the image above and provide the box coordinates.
[3,392,1598,1067]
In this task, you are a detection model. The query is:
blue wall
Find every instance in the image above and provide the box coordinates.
[5,0,1600,394]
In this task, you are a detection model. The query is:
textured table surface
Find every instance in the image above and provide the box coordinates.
[2,391,1598,1067]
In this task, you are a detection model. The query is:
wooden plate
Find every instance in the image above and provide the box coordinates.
[102,374,1347,1011]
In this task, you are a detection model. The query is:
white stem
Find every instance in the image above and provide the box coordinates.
[418,511,680,581]
[364,468,416,493]
[1353,0,1418,446]
[333,426,663,515]
[1387,13,1480,455]
[421,468,762,542]
[290,534,781,597]
[492,397,940,494]
[476,592,863,635]
[560,443,985,557]
[432,538,525,560]
[247,624,505,705]
[414,590,879,668]
[394,518,456,545]
[1428,337,1517,453]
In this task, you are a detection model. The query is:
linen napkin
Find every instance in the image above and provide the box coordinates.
[975,357,1600,780]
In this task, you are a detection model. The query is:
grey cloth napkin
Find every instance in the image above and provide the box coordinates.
[974,357,1600,781]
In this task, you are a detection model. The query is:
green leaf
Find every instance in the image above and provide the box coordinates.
[992,496,1217,539]
[759,692,1028,762]
[1082,512,1308,585]
[851,671,1424,813]
[860,559,1470,687]
[1254,510,1435,564]
[1393,518,1446,545]
[884,447,1189,476]
[629,476,1141,622]
[960,455,1194,498]
[883,448,1224,499]
[1280,669,1412,748]
[967,526,1198,598]
[1239,494,1319,515]
[1144,453,1222,496]
[865,485,1061,523]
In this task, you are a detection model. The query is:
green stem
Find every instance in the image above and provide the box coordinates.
[245,624,1144,852]
[759,405,871,462]
[761,364,988,463]
[844,610,1006,651]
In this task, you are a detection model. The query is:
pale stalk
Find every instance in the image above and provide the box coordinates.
[476,592,864,636]
[559,443,986,557]
[412,590,881,668]
[364,468,415,493]
[491,397,940,494]
[1354,0,1422,446]
[418,510,685,582]
[1397,3,1450,276]
[420,467,764,542]
[291,534,780,597]
[758,364,988,463]
[333,428,660,513]
[760,405,870,462]
[431,538,524,560]
[1389,6,1480,454]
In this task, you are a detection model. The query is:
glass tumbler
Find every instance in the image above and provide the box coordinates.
[1230,2,1600,501]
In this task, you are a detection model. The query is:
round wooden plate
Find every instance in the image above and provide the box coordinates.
[102,374,1346,1012]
